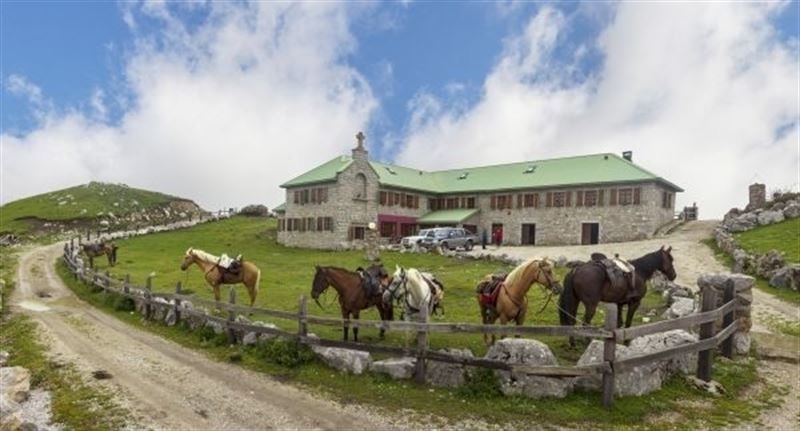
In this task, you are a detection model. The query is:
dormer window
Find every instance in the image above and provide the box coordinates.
[458,172,469,180]
[385,167,397,175]
[524,165,536,174]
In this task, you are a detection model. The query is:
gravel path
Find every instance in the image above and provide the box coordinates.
[11,244,474,431]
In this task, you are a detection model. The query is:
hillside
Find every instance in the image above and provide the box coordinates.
[735,218,800,263]
[0,182,206,238]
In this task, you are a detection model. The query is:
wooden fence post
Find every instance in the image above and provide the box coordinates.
[86,229,91,242]
[227,287,237,344]
[298,295,308,338]
[721,280,735,359]
[602,303,618,408]
[89,256,94,270]
[123,274,130,295]
[174,281,182,324]
[414,312,430,384]
[697,287,717,382]
[104,270,111,294]
[144,276,153,319]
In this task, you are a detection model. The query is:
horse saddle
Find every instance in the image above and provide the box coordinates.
[421,272,445,314]
[357,266,385,298]
[597,258,636,299]
[217,254,243,274]
[477,273,507,307]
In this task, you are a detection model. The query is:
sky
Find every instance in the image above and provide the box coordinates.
[1,0,798,219]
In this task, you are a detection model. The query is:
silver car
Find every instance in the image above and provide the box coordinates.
[408,227,477,251]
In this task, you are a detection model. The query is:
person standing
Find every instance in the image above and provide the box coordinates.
[481,228,488,250]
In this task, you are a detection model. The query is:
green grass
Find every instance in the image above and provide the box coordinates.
[56,259,778,430]
[735,218,800,263]
[0,181,183,235]
[101,216,666,361]
[702,238,800,306]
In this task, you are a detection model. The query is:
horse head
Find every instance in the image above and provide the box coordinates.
[310,266,330,305]
[366,264,390,289]
[383,265,405,305]
[537,258,562,294]
[659,245,677,281]
[180,248,196,271]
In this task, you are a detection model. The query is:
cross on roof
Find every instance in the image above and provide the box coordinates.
[355,131,365,150]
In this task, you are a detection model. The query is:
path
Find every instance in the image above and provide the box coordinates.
[11,243,411,431]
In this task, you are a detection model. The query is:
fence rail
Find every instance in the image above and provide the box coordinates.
[63,242,739,409]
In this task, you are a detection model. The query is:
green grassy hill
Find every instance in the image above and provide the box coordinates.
[735,218,800,263]
[1,182,204,237]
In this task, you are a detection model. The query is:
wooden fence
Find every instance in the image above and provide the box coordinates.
[63,243,740,408]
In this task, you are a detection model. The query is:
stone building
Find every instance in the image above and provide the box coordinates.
[274,133,682,249]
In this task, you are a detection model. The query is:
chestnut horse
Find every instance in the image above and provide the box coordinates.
[180,248,261,306]
[559,246,677,345]
[311,265,393,342]
[476,258,560,345]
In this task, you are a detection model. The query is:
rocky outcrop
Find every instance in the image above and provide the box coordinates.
[769,264,800,292]
[485,339,571,399]
[663,297,696,319]
[425,348,474,388]
[0,367,31,403]
[371,357,416,380]
[576,330,698,396]
[757,210,785,226]
[311,346,371,375]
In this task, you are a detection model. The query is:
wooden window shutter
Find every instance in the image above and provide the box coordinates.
[576,191,583,207]
[546,192,553,208]
[566,191,572,207]
[379,191,386,205]
[610,189,617,206]
[533,193,539,208]
[490,195,497,210]
[598,190,605,207]
[633,188,641,205]
[414,196,419,209]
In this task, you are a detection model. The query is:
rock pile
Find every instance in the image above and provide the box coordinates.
[0,351,60,431]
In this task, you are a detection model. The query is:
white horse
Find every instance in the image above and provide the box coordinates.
[382,265,443,322]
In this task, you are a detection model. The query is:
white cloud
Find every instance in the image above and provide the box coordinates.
[2,2,376,210]
[396,3,799,218]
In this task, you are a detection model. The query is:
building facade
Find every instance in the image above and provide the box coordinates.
[275,134,682,249]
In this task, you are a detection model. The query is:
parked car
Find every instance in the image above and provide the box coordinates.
[402,227,477,251]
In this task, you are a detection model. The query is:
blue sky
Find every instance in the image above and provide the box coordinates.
[1,1,798,217]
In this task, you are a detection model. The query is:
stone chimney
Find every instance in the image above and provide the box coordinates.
[622,151,633,162]
[748,183,766,209]
[352,131,368,161]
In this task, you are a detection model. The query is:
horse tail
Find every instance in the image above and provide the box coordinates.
[254,268,261,301]
[559,269,578,327]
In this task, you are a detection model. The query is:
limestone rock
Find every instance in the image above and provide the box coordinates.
[783,202,800,219]
[755,250,785,278]
[757,210,784,226]
[425,348,474,388]
[733,333,751,355]
[312,347,371,375]
[371,357,416,380]
[485,339,571,399]
[0,367,31,403]
[769,264,800,291]
[663,297,695,319]
[242,332,258,346]
[0,397,22,431]
[0,351,8,367]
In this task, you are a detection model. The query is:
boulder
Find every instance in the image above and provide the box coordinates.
[371,357,416,380]
[311,347,371,375]
[769,264,800,291]
[733,333,751,355]
[203,319,225,335]
[425,348,474,388]
[576,330,698,397]
[242,332,258,346]
[755,250,785,278]
[757,210,785,226]
[726,213,758,232]
[0,367,31,403]
[783,202,800,219]
[662,283,695,305]
[0,397,22,431]
[485,339,571,399]
[0,351,8,367]
[663,297,695,319]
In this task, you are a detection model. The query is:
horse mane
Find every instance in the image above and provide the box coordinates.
[187,248,219,263]
[404,268,430,305]
[505,257,548,287]
[629,250,663,278]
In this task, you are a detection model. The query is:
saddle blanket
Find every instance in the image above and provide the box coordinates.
[217,254,242,269]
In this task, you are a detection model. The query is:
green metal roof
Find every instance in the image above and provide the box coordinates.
[281,153,683,193]
[280,156,353,188]
[417,208,479,224]
[272,202,286,213]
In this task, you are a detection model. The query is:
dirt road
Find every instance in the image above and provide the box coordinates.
[11,243,408,431]
[474,220,799,333]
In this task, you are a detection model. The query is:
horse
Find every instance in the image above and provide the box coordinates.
[80,241,118,267]
[311,265,393,342]
[475,258,560,345]
[180,248,261,306]
[558,246,677,345]
[382,266,444,325]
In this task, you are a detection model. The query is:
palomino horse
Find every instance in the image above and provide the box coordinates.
[180,248,261,306]
[80,241,118,267]
[559,246,677,345]
[382,266,444,323]
[311,265,393,342]
[476,258,560,345]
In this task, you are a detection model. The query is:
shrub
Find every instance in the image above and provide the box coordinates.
[253,338,315,368]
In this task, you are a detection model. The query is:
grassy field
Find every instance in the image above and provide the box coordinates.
[0,181,183,235]
[103,216,667,361]
[735,218,800,263]
[57,250,781,430]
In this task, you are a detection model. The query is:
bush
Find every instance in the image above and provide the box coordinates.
[456,368,501,399]
[253,338,315,368]
[239,204,269,217]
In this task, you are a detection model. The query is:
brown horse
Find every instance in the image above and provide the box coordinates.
[559,246,676,345]
[80,241,118,267]
[476,258,560,345]
[180,248,261,306]
[311,265,393,342]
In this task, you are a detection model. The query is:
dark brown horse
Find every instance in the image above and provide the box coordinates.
[311,265,394,342]
[559,246,676,344]
[80,241,118,267]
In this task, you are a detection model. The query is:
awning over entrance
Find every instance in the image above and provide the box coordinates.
[417,208,479,224]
